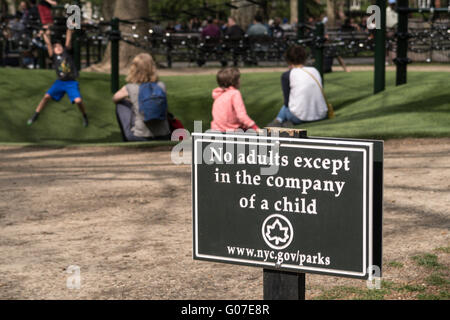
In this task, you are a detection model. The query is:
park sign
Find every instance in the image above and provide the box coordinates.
[192,131,383,280]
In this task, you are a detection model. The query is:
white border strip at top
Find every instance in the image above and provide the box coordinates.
[192,132,375,147]
[193,134,373,278]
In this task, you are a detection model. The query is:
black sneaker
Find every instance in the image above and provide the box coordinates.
[266,119,283,128]
[82,115,89,128]
[27,112,39,126]
[282,120,295,128]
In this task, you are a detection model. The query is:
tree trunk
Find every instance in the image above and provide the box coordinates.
[91,0,148,72]
[326,0,336,27]
[101,0,116,21]
[231,0,259,30]
[290,0,298,25]
[5,0,16,15]
[113,0,149,69]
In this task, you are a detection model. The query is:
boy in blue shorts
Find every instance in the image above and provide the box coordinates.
[27,28,88,127]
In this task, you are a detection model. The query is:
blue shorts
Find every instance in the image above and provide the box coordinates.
[47,80,82,104]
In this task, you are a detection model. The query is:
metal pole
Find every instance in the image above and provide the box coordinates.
[394,0,409,86]
[73,0,81,71]
[110,17,120,93]
[0,38,3,67]
[314,22,324,83]
[166,35,172,69]
[38,47,46,69]
[97,37,102,63]
[73,30,81,71]
[96,36,103,63]
[374,0,386,94]
[395,0,409,86]
[297,0,306,40]
[86,36,90,67]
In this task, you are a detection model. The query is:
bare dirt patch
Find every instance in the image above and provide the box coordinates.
[0,138,448,299]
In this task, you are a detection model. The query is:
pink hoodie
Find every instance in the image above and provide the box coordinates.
[211,87,257,132]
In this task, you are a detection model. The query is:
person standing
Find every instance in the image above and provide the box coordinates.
[37,0,56,28]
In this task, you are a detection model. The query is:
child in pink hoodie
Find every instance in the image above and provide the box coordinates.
[211,68,259,132]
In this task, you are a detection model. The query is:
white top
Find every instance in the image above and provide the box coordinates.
[386,7,398,28]
[288,67,328,122]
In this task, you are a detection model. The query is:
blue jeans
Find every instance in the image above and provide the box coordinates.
[276,105,302,125]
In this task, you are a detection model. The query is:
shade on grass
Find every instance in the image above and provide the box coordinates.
[0,68,449,144]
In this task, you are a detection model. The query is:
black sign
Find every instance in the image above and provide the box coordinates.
[192,132,383,279]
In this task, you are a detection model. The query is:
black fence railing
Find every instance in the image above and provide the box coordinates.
[2,20,449,70]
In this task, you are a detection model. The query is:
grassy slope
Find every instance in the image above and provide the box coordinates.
[0,68,449,144]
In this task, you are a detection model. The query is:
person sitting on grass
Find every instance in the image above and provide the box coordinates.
[112,53,171,142]
[211,67,260,132]
[268,45,328,128]
[27,28,88,127]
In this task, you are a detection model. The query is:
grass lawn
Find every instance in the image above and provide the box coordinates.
[0,68,449,145]
[315,248,449,300]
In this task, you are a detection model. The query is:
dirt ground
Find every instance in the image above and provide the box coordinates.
[0,138,449,300]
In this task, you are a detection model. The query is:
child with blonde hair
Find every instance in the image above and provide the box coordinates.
[113,53,171,141]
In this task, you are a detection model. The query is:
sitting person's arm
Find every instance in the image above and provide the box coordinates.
[232,91,259,130]
[65,28,73,50]
[113,86,129,103]
[281,70,291,107]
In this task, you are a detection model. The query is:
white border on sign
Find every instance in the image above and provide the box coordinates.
[192,133,373,278]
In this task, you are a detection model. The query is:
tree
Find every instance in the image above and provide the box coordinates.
[101,0,116,21]
[290,0,298,24]
[326,0,347,27]
[326,0,336,26]
[230,0,259,30]
[95,0,148,71]
[4,0,16,15]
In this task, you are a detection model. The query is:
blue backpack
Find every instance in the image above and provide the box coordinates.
[138,82,168,122]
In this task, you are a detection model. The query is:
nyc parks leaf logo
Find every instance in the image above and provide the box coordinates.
[262,214,294,250]
[266,219,290,245]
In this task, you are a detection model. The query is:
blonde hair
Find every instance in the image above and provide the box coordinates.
[126,53,158,83]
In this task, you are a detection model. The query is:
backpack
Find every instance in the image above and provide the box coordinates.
[168,112,185,132]
[138,82,168,122]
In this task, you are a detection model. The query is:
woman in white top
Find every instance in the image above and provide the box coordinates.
[269,45,328,127]
[113,53,171,141]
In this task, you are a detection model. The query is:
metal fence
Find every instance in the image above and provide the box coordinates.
[1,16,448,69]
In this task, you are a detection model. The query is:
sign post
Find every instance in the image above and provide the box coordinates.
[263,269,305,300]
[265,128,307,300]
[192,130,383,299]
[110,17,120,94]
